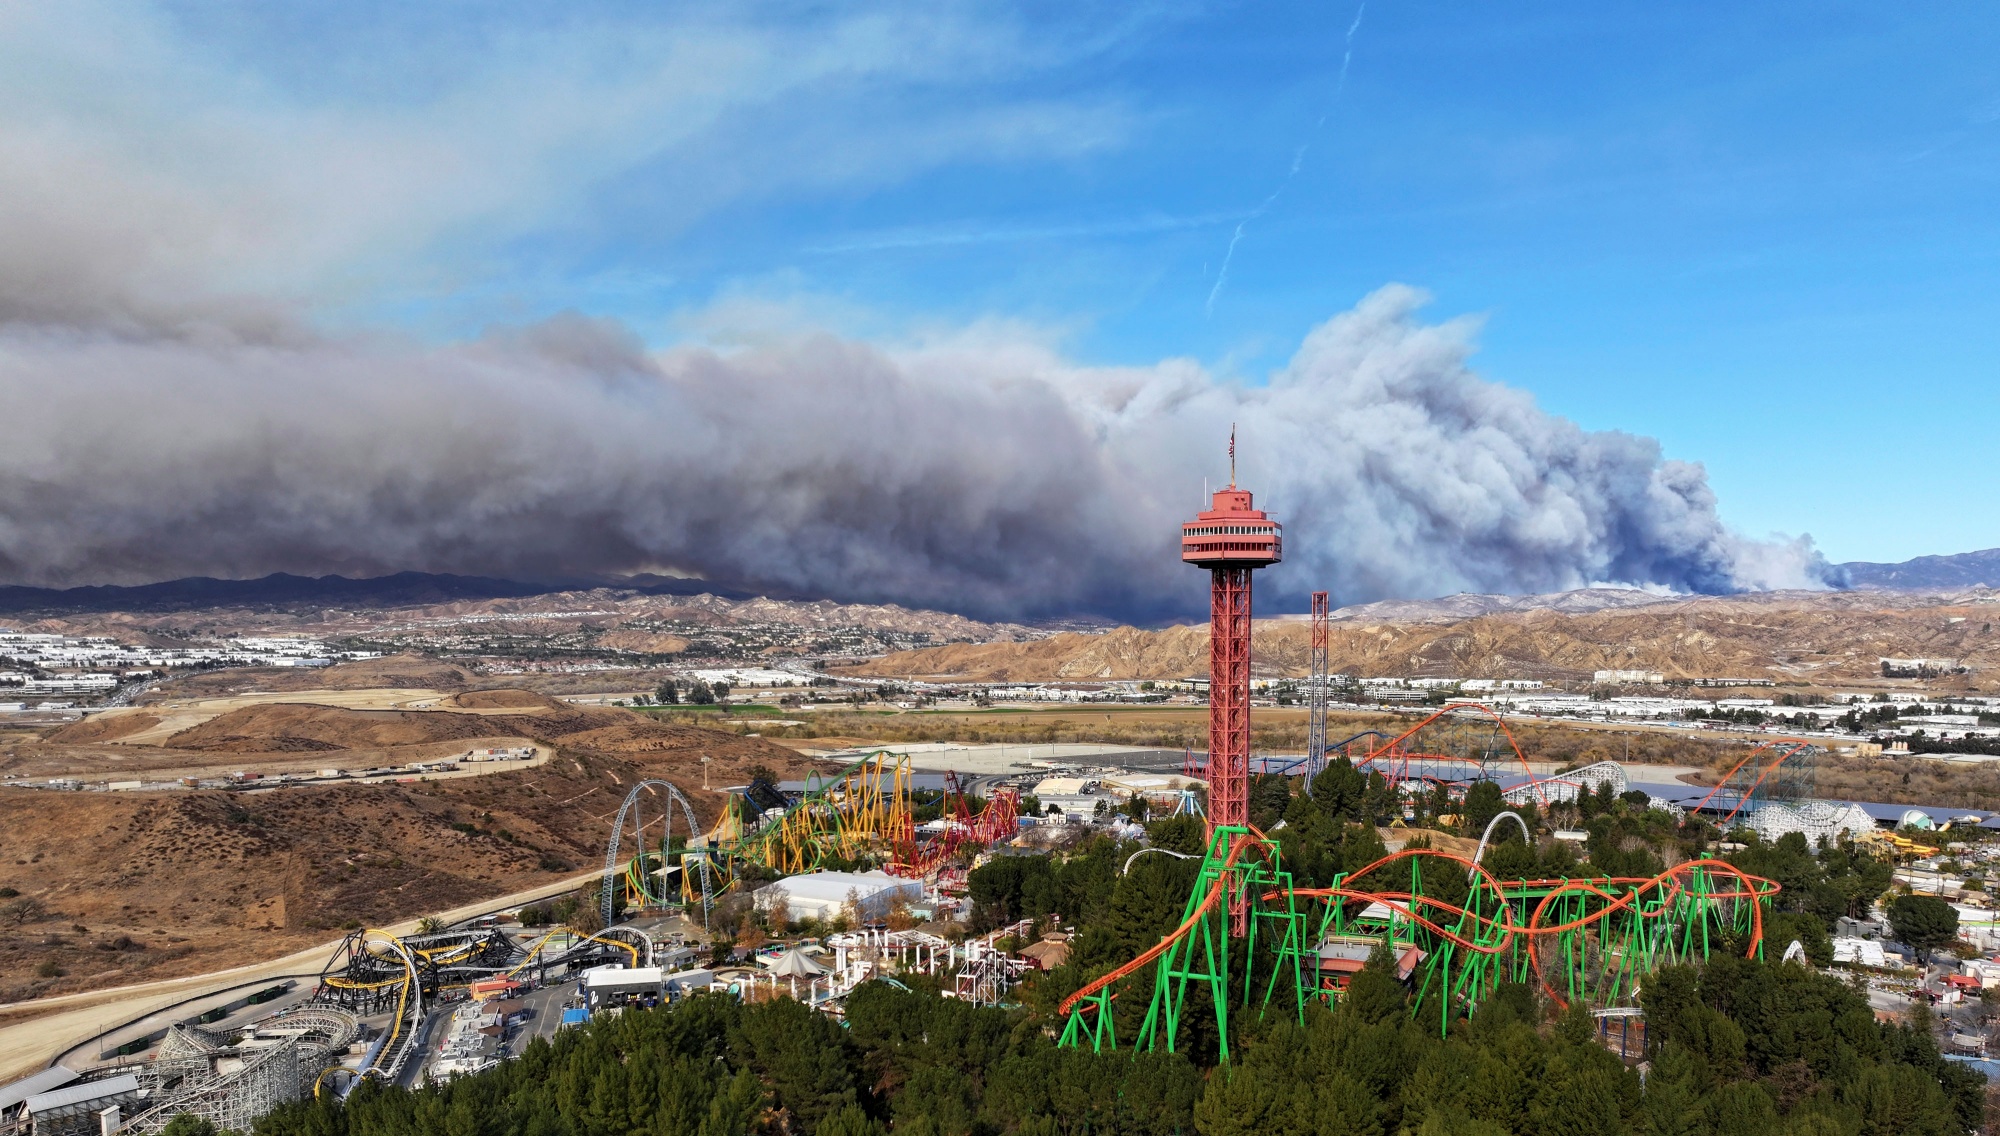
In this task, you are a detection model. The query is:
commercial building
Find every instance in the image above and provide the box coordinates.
[582,965,714,1010]
[1592,670,1664,685]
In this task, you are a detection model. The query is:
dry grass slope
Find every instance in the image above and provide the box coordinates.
[0,694,808,1004]
[833,594,2000,686]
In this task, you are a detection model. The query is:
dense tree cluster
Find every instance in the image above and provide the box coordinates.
[249,951,1983,1136]
[241,768,1972,1136]
[254,983,1200,1136]
[1886,894,1961,959]
[1725,833,1894,966]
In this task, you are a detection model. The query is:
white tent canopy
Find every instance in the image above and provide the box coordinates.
[769,949,828,978]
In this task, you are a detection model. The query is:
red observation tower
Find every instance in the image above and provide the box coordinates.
[1181,450,1282,831]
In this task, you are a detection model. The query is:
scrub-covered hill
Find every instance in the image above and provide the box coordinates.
[0,699,806,1004]
[832,591,2000,687]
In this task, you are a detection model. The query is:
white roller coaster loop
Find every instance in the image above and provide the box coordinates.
[1470,810,1533,878]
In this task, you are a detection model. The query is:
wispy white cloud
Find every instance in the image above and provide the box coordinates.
[0,0,1146,333]
[804,209,1243,254]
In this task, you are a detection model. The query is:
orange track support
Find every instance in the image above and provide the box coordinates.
[1684,737,1815,828]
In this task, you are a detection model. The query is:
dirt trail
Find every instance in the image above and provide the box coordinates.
[52,689,457,747]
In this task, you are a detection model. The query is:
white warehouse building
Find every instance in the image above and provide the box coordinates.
[752,870,923,923]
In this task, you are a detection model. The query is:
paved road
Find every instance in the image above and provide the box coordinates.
[397,1003,460,1089]
[10,745,552,794]
[505,979,581,1055]
[0,868,613,1084]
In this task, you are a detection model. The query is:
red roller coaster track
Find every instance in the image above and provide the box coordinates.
[888,773,1020,877]
[1354,702,1551,808]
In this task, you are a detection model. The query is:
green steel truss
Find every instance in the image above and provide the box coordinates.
[1058,842,1777,1055]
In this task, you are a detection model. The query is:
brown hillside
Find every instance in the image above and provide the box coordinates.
[148,654,474,698]
[594,630,691,654]
[162,704,544,752]
[832,594,2000,685]
[42,713,163,745]
[0,705,808,1005]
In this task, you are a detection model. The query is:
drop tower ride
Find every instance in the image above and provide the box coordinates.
[1180,436,1281,830]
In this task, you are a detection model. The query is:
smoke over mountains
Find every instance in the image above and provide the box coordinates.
[0,5,1843,622]
[0,284,1833,621]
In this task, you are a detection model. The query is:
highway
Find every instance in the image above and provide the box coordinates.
[48,978,321,1071]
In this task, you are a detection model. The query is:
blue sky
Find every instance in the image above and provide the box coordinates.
[22,1,2000,568]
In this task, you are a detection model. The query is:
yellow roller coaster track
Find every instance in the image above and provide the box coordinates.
[735,751,915,874]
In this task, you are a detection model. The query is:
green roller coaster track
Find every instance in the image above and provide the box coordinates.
[1058,825,1780,1056]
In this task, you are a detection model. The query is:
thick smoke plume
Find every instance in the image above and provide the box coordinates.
[0,287,1830,621]
[0,4,1833,621]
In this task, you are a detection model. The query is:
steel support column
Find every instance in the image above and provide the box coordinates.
[1305,590,1329,790]
[1208,566,1253,831]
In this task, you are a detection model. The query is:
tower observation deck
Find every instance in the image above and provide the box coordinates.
[1182,484,1281,830]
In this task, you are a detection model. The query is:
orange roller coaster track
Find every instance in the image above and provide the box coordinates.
[1346,702,1551,808]
[1057,826,1779,1056]
[1684,737,1820,828]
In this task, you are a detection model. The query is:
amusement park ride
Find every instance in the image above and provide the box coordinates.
[299,754,1026,1083]
[604,754,1024,906]
[301,453,1811,1073]
[1180,447,1284,831]
[1053,465,1795,1057]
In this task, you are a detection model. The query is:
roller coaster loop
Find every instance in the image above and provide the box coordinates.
[888,770,1020,878]
[1056,827,1779,1057]
[307,919,656,1093]
[602,779,712,929]
[351,930,422,1081]
[731,752,915,875]
[501,926,647,977]
[597,755,1022,930]
[724,751,1019,879]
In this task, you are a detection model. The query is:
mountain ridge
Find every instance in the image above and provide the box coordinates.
[0,545,1994,624]
[1838,548,2000,591]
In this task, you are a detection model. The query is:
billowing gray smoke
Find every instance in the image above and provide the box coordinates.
[0,3,1834,621]
[0,286,1829,620]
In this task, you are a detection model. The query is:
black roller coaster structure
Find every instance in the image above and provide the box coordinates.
[307,922,652,1079]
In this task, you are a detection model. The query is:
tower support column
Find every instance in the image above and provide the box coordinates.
[1208,566,1253,830]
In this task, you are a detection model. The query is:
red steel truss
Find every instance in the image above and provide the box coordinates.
[1207,566,1253,828]
[1305,590,1329,788]
[1180,479,1281,835]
